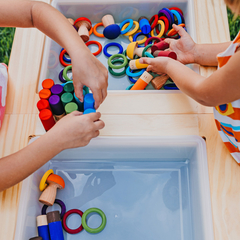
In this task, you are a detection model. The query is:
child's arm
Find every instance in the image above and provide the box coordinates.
[139,48,240,106]
[165,24,231,66]
[0,111,104,192]
[0,0,108,109]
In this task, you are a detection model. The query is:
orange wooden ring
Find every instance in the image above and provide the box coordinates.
[59,49,71,67]
[93,23,104,38]
[89,26,93,35]
[86,40,102,56]
[167,23,185,37]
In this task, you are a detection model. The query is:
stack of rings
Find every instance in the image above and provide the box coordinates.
[62,207,106,234]
[122,21,139,36]
[151,20,165,38]
[149,14,158,29]
[85,41,102,56]
[119,19,134,34]
[59,49,71,67]
[108,58,128,77]
[103,42,123,58]
[60,48,71,63]
[129,30,150,45]
[108,54,128,69]
[142,44,153,57]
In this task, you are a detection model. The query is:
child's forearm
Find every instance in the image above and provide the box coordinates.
[194,42,231,66]
[0,131,62,192]
[165,59,207,105]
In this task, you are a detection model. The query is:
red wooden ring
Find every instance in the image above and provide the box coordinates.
[86,40,102,56]
[144,37,162,47]
[169,7,183,16]
[149,14,158,30]
[63,209,84,234]
[59,49,71,67]
[158,16,169,34]
[74,17,92,28]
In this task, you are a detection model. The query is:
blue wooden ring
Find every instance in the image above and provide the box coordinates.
[133,32,151,42]
[126,66,145,77]
[60,48,71,63]
[103,42,123,58]
[163,83,179,90]
[145,52,154,58]
[119,19,134,34]
[170,10,182,25]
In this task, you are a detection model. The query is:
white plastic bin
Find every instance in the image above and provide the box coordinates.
[38,0,197,92]
[15,136,214,240]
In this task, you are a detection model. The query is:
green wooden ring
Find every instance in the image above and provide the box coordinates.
[63,65,72,81]
[81,208,106,234]
[142,44,153,57]
[108,59,127,76]
[108,54,128,69]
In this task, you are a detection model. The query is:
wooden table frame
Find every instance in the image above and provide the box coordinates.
[1,0,239,239]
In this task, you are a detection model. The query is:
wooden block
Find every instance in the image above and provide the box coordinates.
[151,75,170,90]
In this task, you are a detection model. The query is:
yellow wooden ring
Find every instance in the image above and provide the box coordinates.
[39,169,54,191]
[122,21,139,36]
[151,20,165,38]
[129,30,148,45]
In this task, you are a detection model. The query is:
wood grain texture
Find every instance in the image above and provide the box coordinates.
[0,0,238,240]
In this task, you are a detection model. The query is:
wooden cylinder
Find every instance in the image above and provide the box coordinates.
[102,14,114,27]
[78,23,90,42]
[131,71,153,90]
[134,47,151,57]
[39,182,59,206]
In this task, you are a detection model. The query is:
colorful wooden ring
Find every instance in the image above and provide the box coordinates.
[151,20,165,38]
[158,9,172,26]
[60,48,71,63]
[163,83,179,90]
[169,7,183,16]
[63,209,84,234]
[103,42,123,58]
[108,59,127,77]
[145,52,154,58]
[162,8,174,24]
[126,84,134,90]
[144,37,162,46]
[167,23,185,37]
[48,50,59,69]
[133,31,151,44]
[149,14,159,29]
[142,44,153,57]
[122,21,139,36]
[119,19,134,34]
[59,49,71,67]
[159,16,169,34]
[170,10,182,25]
[81,208,106,234]
[126,67,145,77]
[86,40,102,56]
[108,54,128,69]
[129,30,147,45]
[93,23,104,38]
[63,65,73,82]
[41,199,66,219]
[59,69,67,83]
[39,169,54,191]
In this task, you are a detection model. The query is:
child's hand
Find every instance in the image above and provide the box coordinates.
[71,51,108,110]
[47,111,105,150]
[164,24,196,65]
[139,57,171,75]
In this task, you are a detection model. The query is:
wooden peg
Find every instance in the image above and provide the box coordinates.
[102,14,120,39]
[130,71,153,90]
[135,47,151,57]
[151,74,170,89]
[74,17,92,42]
[39,174,65,206]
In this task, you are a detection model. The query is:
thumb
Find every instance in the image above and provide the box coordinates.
[172,24,187,37]
[139,57,153,65]
[73,81,84,102]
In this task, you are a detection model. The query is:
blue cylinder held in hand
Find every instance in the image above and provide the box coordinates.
[84,108,96,114]
[84,93,95,111]
[47,211,64,240]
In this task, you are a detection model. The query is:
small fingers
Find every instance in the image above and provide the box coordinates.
[172,24,187,37]
[139,57,153,65]
[85,112,101,122]
[73,82,84,102]
[91,88,103,109]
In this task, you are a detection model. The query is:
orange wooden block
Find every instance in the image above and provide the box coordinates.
[131,71,153,90]
[151,74,170,90]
